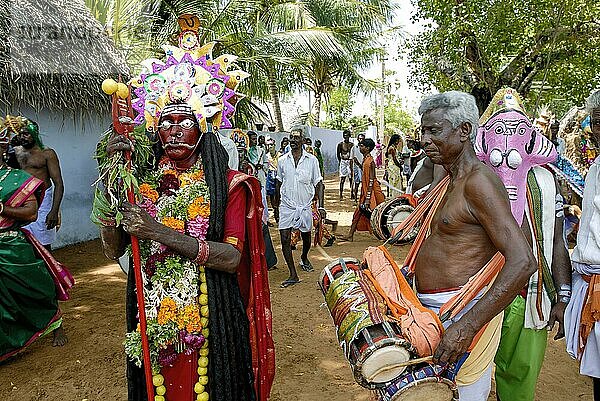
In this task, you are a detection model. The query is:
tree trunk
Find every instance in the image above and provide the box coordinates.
[311,91,322,127]
[471,84,493,117]
[266,64,284,132]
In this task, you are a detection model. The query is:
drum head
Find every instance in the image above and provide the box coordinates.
[319,257,360,292]
[388,379,457,401]
[361,346,411,384]
[386,204,419,243]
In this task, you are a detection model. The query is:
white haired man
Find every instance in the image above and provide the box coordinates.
[408,91,536,400]
[565,89,600,398]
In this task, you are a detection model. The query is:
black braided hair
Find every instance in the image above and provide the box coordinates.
[199,128,255,401]
[199,129,228,241]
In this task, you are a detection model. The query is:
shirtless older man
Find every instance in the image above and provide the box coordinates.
[12,119,64,250]
[413,92,536,400]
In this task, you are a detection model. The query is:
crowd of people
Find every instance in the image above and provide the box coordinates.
[1,14,599,401]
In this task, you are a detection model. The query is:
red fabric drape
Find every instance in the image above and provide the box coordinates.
[228,170,276,401]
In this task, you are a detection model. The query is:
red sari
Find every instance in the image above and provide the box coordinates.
[158,170,275,401]
[228,170,276,401]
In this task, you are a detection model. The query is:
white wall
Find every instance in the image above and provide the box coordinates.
[3,106,108,248]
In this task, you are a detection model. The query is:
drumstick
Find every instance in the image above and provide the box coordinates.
[395,356,433,367]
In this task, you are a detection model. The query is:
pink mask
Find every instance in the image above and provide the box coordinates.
[475,109,557,225]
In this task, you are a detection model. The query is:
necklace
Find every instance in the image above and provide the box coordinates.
[0,166,12,191]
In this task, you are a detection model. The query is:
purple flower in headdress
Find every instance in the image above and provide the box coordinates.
[158,173,179,196]
[158,344,178,366]
[138,197,158,218]
[186,217,210,240]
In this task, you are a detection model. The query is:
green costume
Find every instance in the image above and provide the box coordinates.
[494,296,548,401]
[494,168,557,401]
[0,168,61,362]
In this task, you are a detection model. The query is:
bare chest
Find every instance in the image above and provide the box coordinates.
[430,187,477,235]
[15,148,47,170]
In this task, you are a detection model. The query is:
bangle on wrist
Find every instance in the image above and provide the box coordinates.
[0,201,4,215]
[559,296,571,304]
[195,239,210,265]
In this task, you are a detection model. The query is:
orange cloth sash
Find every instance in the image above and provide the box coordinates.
[370,175,506,355]
[580,274,600,353]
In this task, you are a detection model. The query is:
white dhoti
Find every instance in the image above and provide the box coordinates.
[339,159,350,177]
[278,203,312,232]
[418,289,503,401]
[352,163,362,183]
[565,262,600,378]
[24,186,56,246]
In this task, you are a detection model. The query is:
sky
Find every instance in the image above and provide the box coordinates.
[277,1,429,129]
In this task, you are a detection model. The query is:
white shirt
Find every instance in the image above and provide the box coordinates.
[218,133,239,170]
[571,157,600,266]
[277,150,323,231]
[351,141,364,166]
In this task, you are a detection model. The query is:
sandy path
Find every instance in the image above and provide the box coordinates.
[0,176,593,400]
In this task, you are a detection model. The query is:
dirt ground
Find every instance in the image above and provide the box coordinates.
[0,175,594,401]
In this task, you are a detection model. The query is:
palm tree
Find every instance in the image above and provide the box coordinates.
[85,0,396,130]
[294,0,398,126]
[84,0,162,68]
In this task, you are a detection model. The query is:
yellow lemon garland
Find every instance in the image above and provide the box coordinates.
[153,265,210,401]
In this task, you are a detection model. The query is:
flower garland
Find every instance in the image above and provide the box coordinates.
[123,156,210,401]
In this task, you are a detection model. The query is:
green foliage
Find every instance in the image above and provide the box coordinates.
[376,95,415,136]
[90,128,154,227]
[322,86,355,129]
[408,0,600,112]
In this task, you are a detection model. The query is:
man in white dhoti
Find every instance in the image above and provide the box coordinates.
[565,90,600,398]
[276,128,325,288]
[337,130,354,200]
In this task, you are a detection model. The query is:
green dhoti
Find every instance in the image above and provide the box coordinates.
[494,296,548,401]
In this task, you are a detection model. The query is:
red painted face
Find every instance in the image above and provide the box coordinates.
[158,112,201,165]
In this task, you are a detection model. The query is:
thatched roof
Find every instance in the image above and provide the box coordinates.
[0,0,129,114]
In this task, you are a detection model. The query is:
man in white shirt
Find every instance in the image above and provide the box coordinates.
[218,131,239,170]
[276,128,325,288]
[350,133,365,200]
[565,89,600,399]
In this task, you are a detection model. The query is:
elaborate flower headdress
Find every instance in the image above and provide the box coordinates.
[130,14,249,132]
[0,115,44,147]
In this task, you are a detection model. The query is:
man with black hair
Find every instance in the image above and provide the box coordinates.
[11,118,64,251]
[102,102,275,401]
[342,138,384,241]
[276,128,325,287]
[350,133,365,200]
[337,130,354,199]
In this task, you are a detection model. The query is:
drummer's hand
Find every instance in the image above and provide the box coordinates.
[106,133,134,157]
[547,301,567,340]
[119,202,159,240]
[433,320,477,364]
